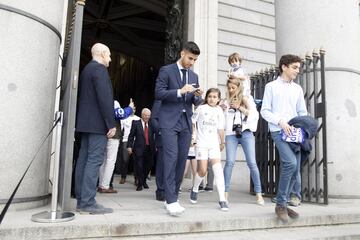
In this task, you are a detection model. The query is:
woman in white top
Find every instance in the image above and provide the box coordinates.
[222,78,264,205]
[190,88,228,211]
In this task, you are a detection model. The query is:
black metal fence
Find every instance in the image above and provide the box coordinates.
[250,50,328,204]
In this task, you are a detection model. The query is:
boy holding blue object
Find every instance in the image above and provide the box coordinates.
[260,54,307,223]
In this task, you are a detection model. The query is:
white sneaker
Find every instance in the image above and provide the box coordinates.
[256,193,265,206]
[164,200,180,209]
[176,202,185,212]
[166,202,185,216]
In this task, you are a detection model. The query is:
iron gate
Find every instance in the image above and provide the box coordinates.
[251,50,328,204]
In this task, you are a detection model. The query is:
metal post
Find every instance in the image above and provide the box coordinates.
[319,48,328,205]
[31,112,75,223]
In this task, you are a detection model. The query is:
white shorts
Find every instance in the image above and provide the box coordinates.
[195,146,221,160]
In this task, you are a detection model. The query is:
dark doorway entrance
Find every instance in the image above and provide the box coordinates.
[59,0,185,210]
[80,0,168,111]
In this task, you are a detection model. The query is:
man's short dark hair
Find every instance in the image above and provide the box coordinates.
[279,54,302,73]
[182,41,200,55]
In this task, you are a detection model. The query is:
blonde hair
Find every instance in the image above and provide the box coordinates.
[226,78,245,106]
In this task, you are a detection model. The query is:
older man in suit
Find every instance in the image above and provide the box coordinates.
[155,41,203,216]
[75,43,115,214]
[127,108,155,191]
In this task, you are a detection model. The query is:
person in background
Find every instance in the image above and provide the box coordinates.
[227,52,251,97]
[98,100,133,193]
[119,102,140,184]
[151,100,165,201]
[127,108,155,191]
[181,135,197,192]
[75,43,115,214]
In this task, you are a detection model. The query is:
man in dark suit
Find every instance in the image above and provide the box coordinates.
[155,42,203,216]
[75,43,115,214]
[150,100,164,201]
[127,108,155,191]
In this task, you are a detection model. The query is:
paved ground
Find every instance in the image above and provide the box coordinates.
[1,175,360,240]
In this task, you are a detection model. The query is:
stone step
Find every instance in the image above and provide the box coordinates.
[1,202,360,239]
[115,223,360,240]
[1,175,360,240]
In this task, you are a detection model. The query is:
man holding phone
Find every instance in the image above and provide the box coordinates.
[155,41,203,216]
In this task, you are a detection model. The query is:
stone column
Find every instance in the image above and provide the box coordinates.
[0,1,64,209]
[186,0,218,90]
[275,0,360,199]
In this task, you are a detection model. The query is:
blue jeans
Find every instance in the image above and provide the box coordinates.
[288,167,301,200]
[271,131,301,206]
[224,131,262,193]
[75,133,107,209]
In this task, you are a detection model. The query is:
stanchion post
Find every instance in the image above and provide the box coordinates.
[51,111,62,219]
[31,111,75,223]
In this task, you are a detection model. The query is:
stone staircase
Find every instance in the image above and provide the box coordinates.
[1,174,360,240]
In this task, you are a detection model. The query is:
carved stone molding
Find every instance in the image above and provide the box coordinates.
[164,0,183,64]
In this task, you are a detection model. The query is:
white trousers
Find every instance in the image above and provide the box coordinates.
[98,138,120,189]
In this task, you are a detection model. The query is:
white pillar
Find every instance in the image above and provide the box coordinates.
[275,0,360,199]
[187,0,218,90]
[0,0,64,209]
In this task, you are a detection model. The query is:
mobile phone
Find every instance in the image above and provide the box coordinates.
[192,88,201,93]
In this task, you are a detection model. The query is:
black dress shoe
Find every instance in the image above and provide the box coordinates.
[156,194,165,201]
[134,177,138,186]
[143,182,149,189]
[136,185,143,191]
[156,190,165,201]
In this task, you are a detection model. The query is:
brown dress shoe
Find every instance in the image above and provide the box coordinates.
[119,178,126,184]
[275,205,288,223]
[287,207,300,219]
[98,187,118,193]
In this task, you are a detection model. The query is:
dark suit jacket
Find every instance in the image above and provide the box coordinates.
[76,60,115,134]
[127,120,155,156]
[154,63,203,130]
[150,100,162,148]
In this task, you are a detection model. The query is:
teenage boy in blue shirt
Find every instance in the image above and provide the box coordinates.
[261,54,307,223]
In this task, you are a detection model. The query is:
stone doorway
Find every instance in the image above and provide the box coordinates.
[80,0,184,110]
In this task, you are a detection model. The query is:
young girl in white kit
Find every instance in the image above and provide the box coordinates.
[189,88,228,211]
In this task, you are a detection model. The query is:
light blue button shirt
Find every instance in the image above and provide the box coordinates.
[260,76,308,132]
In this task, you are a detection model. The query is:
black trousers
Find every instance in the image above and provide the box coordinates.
[120,141,131,178]
[134,146,154,186]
